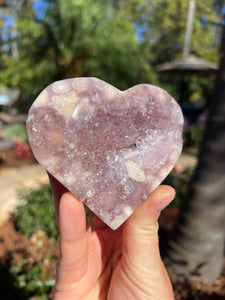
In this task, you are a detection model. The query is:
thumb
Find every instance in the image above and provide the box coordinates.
[122,185,175,281]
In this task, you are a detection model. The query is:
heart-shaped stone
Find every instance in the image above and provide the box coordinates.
[27,77,183,230]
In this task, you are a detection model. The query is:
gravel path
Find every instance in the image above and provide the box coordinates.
[0,164,48,226]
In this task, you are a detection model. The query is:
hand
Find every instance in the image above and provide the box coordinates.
[49,174,175,300]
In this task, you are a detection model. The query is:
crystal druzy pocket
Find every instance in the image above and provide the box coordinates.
[26,77,183,229]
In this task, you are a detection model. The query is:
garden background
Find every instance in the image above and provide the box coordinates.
[0,0,225,299]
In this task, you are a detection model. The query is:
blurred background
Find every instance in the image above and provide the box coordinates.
[0,0,225,299]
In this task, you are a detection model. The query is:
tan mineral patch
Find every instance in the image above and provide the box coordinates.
[52,91,79,122]
[72,78,88,90]
[158,167,171,180]
[103,85,118,101]
[51,133,64,145]
[34,90,49,107]
[52,81,71,94]
[169,150,180,164]
[72,98,95,121]
[156,89,166,104]
[146,174,155,183]
[126,161,145,182]
[110,215,125,230]
[123,205,133,217]
[65,174,76,185]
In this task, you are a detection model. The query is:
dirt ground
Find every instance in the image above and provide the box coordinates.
[0,147,225,299]
[0,147,36,172]
[159,209,225,300]
[0,211,224,300]
[0,217,58,299]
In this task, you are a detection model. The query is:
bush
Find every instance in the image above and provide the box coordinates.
[11,184,57,299]
[163,167,193,207]
[2,123,28,142]
[183,125,205,148]
[15,184,58,239]
[10,259,55,300]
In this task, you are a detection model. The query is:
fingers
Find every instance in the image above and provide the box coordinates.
[48,173,68,223]
[122,185,175,290]
[55,192,88,290]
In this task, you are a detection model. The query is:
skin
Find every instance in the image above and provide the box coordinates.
[49,174,175,300]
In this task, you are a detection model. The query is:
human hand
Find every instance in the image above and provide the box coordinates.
[49,174,175,300]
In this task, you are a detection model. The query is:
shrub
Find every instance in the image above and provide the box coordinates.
[10,259,55,300]
[15,184,58,239]
[183,125,205,148]
[163,167,193,207]
[2,123,28,142]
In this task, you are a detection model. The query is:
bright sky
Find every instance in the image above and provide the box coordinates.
[1,0,225,44]
[32,0,49,20]
[0,0,49,42]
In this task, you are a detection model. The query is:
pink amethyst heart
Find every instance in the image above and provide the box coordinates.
[26,78,183,230]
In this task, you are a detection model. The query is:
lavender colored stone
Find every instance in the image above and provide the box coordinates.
[26,77,183,230]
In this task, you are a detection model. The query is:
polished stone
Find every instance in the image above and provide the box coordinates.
[27,78,183,229]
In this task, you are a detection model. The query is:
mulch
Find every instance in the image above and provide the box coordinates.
[0,215,224,300]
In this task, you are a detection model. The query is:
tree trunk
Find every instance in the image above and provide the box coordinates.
[164,26,225,283]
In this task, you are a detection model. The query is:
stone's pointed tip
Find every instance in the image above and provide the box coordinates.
[26,77,183,230]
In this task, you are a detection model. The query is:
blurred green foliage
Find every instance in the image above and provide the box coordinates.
[9,259,54,300]
[2,123,28,142]
[15,184,57,239]
[150,0,218,102]
[146,0,218,64]
[163,167,194,207]
[183,125,205,147]
[0,0,219,110]
[187,74,216,103]
[0,0,157,106]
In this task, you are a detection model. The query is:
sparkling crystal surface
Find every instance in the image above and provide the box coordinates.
[26,77,183,230]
